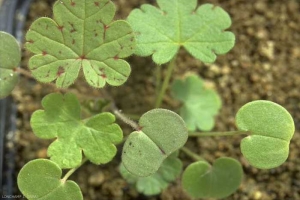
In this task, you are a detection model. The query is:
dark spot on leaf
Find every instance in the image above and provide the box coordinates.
[137,126,143,131]
[42,51,47,56]
[27,39,34,44]
[130,37,134,42]
[46,70,50,77]
[90,79,96,85]
[59,50,62,54]
[72,39,75,44]
[104,25,109,30]
[101,74,107,79]
[113,55,119,60]
[113,77,124,82]
[123,151,126,154]
[70,0,75,6]
[162,11,167,15]
[79,55,86,60]
[94,1,99,7]
[69,23,76,33]
[57,25,64,31]
[95,33,98,37]
[129,142,132,146]
[57,66,65,76]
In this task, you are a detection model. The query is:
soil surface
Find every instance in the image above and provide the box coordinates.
[10,0,300,199]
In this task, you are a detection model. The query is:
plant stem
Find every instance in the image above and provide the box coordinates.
[14,67,33,79]
[61,158,88,183]
[188,130,251,137]
[112,106,140,131]
[155,57,176,108]
[100,89,140,131]
[155,64,161,97]
[180,146,205,162]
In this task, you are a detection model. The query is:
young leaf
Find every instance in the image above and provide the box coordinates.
[30,93,123,168]
[236,100,295,169]
[182,157,243,199]
[127,0,235,64]
[122,109,188,177]
[18,159,83,200]
[26,0,135,88]
[120,152,182,196]
[0,31,20,98]
[171,74,221,131]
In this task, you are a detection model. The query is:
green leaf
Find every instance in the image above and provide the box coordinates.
[236,100,295,169]
[122,109,188,177]
[171,74,221,131]
[26,0,135,88]
[120,152,182,196]
[182,157,243,199]
[30,93,123,168]
[0,31,20,98]
[127,0,235,64]
[18,159,83,200]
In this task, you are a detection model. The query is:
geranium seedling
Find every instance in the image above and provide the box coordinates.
[30,93,123,168]
[127,0,235,64]
[18,159,83,200]
[26,0,135,88]
[236,100,295,169]
[120,152,182,195]
[122,109,188,177]
[182,157,243,199]
[171,74,221,131]
[0,31,20,98]
[13,0,296,199]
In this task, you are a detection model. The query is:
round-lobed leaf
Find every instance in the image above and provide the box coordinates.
[127,0,235,64]
[182,157,243,199]
[122,109,188,177]
[236,100,295,169]
[171,74,221,131]
[0,31,21,98]
[18,159,83,200]
[120,152,182,196]
[26,0,135,88]
[30,93,123,168]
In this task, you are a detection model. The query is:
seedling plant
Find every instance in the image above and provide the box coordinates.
[0,0,295,199]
